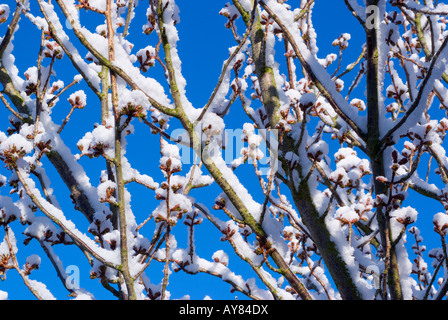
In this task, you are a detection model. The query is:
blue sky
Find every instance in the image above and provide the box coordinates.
[0,0,444,300]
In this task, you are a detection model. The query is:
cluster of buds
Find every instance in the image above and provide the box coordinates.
[49,80,65,96]
[24,67,38,96]
[0,206,18,226]
[334,79,344,93]
[331,124,352,146]
[386,81,408,102]
[318,53,338,69]
[213,196,243,225]
[230,73,248,97]
[0,5,9,24]
[400,140,418,161]
[219,3,240,29]
[90,263,119,285]
[307,139,328,163]
[428,247,445,269]
[133,237,150,257]
[260,10,282,36]
[409,227,429,287]
[6,117,22,136]
[149,107,170,131]
[0,145,27,169]
[77,124,114,159]
[0,134,33,169]
[115,0,128,8]
[411,255,428,286]
[153,200,189,226]
[88,211,113,247]
[439,187,448,211]
[260,11,274,29]
[433,212,448,236]
[23,255,41,276]
[136,46,157,73]
[350,99,366,112]
[386,102,400,118]
[389,0,407,7]
[384,28,400,48]
[102,232,119,251]
[200,113,225,140]
[392,206,418,226]
[77,142,109,159]
[374,186,406,213]
[0,254,11,280]
[329,148,371,191]
[23,226,54,246]
[43,40,64,60]
[254,235,274,256]
[119,102,145,121]
[213,197,226,210]
[393,152,412,178]
[172,259,190,273]
[220,223,237,242]
[240,123,264,162]
[23,223,71,246]
[335,206,368,226]
[154,143,192,226]
[146,287,162,300]
[239,224,252,242]
[285,88,302,113]
[332,33,351,50]
[250,76,263,103]
[183,210,203,228]
[212,250,229,266]
[436,118,448,139]
[68,90,87,109]
[298,92,317,114]
[35,139,53,163]
[143,9,156,35]
[276,109,297,132]
[75,0,105,14]
[391,148,409,174]
[283,226,317,264]
[410,227,425,254]
[52,231,72,246]
[159,157,182,177]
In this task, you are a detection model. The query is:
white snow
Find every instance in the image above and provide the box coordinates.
[0,291,8,300]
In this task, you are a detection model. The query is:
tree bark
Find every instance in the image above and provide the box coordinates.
[235,0,363,300]
[365,0,402,300]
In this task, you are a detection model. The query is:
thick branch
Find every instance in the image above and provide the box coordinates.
[106,0,136,300]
